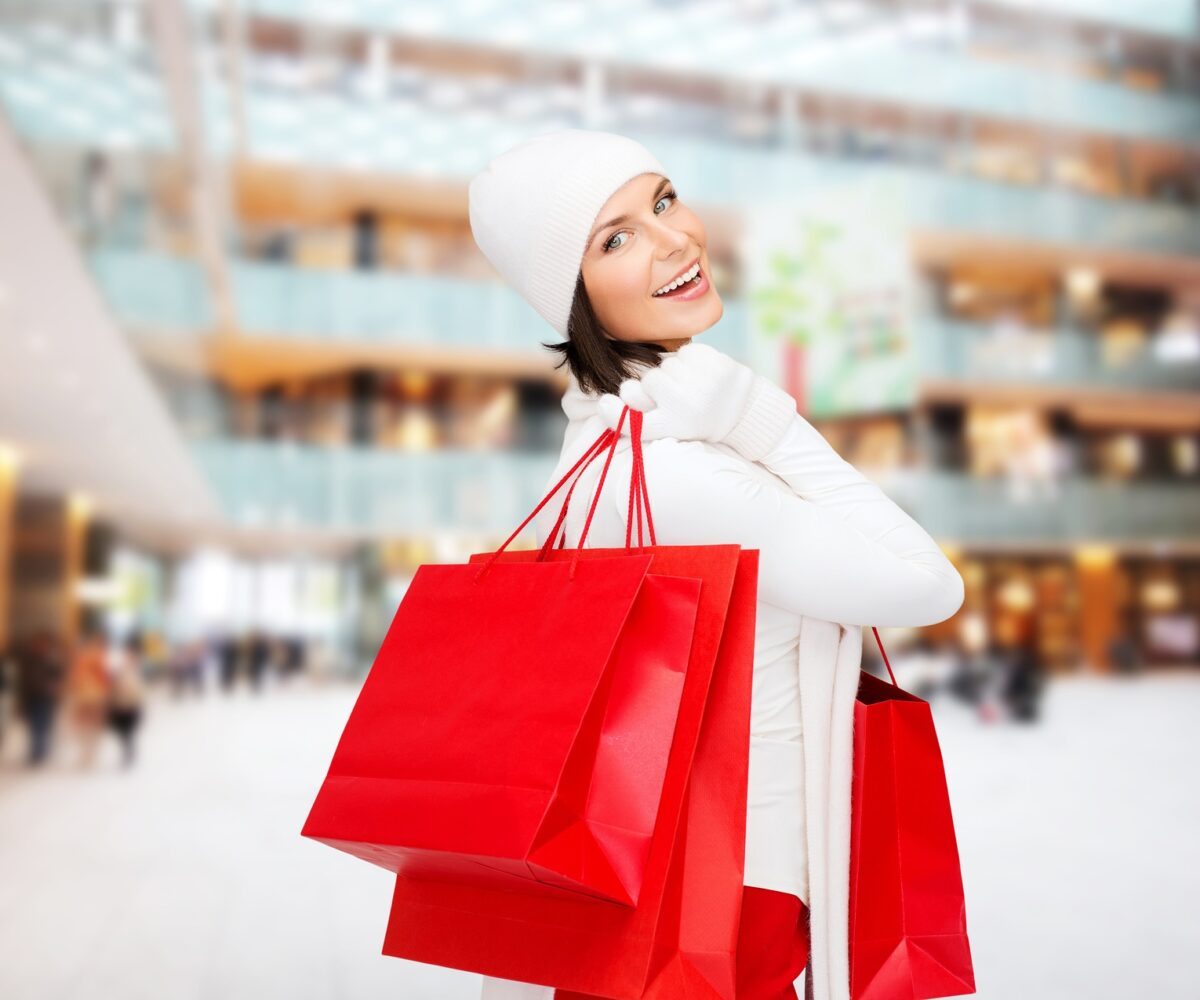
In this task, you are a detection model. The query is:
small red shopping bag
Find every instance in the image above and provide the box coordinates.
[849,629,977,999]
[302,409,705,908]
[382,408,757,1000]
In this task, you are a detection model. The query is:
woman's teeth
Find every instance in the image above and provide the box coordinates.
[653,263,702,296]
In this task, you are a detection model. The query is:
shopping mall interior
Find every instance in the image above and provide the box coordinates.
[0,3,1198,1000]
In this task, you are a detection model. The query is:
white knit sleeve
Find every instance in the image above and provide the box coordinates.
[627,436,964,627]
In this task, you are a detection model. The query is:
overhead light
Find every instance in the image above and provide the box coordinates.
[949,282,975,305]
[0,443,21,472]
[76,576,121,604]
[1141,579,1179,612]
[68,492,93,520]
[1065,267,1101,301]
[997,578,1034,612]
[25,332,48,355]
[1075,545,1115,568]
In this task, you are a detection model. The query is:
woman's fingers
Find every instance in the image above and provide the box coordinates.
[596,392,625,430]
[617,377,656,411]
[595,390,673,440]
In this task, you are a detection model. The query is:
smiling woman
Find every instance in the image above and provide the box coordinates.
[580,170,720,333]
[463,128,966,1000]
[468,129,725,396]
[544,171,725,395]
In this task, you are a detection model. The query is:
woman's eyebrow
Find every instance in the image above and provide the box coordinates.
[585,177,672,252]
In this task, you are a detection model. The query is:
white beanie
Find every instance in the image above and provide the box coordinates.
[468,128,668,338]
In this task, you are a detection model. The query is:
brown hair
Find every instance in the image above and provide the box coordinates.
[543,272,668,396]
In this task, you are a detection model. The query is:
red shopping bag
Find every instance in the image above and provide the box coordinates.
[302,410,705,908]
[382,408,757,999]
[849,628,977,1000]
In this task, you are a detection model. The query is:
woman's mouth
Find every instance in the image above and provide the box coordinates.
[651,264,709,302]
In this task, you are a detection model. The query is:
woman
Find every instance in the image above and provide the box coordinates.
[468,129,964,1000]
[66,627,110,768]
[107,633,145,769]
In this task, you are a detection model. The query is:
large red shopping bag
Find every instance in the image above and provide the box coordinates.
[382,409,757,1000]
[849,628,977,1000]
[302,409,706,908]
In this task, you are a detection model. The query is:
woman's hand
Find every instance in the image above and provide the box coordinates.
[596,341,797,462]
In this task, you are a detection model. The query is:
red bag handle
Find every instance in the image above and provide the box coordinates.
[539,407,657,558]
[871,626,898,686]
[474,406,655,582]
[472,409,899,681]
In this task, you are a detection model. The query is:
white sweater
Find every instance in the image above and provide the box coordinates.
[481,352,964,1000]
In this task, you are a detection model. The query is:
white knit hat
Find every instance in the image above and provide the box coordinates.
[468,128,668,337]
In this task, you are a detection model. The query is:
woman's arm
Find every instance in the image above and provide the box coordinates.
[759,408,964,622]
[629,435,964,627]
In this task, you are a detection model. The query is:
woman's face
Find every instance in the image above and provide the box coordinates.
[579,172,722,352]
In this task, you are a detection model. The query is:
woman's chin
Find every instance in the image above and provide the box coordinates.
[677,295,723,336]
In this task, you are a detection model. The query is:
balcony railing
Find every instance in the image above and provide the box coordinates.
[192,439,563,537]
[194,438,1200,543]
[883,469,1200,544]
[96,249,1200,393]
[917,319,1200,392]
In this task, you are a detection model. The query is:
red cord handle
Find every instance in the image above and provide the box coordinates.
[473,411,898,683]
[871,626,898,686]
[540,407,657,557]
[474,406,655,582]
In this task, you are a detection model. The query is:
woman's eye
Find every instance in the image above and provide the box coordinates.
[602,191,677,252]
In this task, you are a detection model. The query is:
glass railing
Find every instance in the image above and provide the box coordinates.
[5,8,1199,223]
[638,137,1200,258]
[88,247,753,359]
[882,469,1200,544]
[94,248,1199,392]
[916,319,1200,392]
[193,438,1200,542]
[179,1,1200,142]
[90,248,213,332]
[988,0,1200,40]
[191,439,563,536]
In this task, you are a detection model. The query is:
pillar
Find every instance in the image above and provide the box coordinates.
[1075,546,1120,673]
[0,444,17,651]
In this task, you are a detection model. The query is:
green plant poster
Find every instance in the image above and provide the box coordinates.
[742,175,917,417]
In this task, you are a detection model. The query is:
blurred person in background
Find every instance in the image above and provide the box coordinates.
[280,635,306,682]
[65,626,110,768]
[969,638,1012,724]
[1000,627,1046,724]
[15,629,67,767]
[887,632,954,702]
[107,633,146,769]
[140,631,170,684]
[947,609,992,711]
[167,638,206,698]
[218,632,241,693]
[78,149,116,248]
[1108,624,1140,676]
[247,630,271,693]
[0,641,14,757]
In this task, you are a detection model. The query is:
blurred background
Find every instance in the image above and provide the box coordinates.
[0,1,1197,998]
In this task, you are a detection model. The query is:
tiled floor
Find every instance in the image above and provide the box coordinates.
[0,669,1196,1000]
